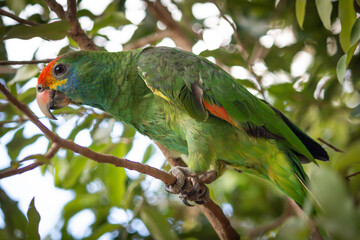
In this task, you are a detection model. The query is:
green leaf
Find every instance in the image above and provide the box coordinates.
[334,140,360,171]
[84,223,123,240]
[336,54,347,84]
[6,0,26,15]
[338,0,356,52]
[310,168,360,239]
[60,156,88,189]
[142,144,154,164]
[19,154,49,164]
[91,12,131,34]
[4,21,70,41]
[346,43,357,66]
[350,17,360,47]
[295,0,306,29]
[26,198,41,240]
[350,104,360,118]
[0,188,28,239]
[315,0,332,30]
[140,203,179,240]
[8,65,39,85]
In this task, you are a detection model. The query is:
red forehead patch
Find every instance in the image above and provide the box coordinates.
[38,56,62,86]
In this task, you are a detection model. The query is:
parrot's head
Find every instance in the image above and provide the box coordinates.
[36,51,93,120]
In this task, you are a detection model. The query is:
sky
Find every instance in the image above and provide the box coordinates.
[0,0,309,239]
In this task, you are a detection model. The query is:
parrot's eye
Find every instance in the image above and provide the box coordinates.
[53,63,67,77]
[37,84,44,92]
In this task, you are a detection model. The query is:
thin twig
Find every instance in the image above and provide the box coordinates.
[0,8,40,26]
[317,138,344,153]
[346,171,360,180]
[0,59,52,65]
[211,1,266,99]
[0,142,60,179]
[248,200,293,239]
[0,83,176,185]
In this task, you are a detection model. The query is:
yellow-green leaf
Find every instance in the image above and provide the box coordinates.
[296,0,306,29]
[338,0,356,52]
[8,65,39,85]
[336,54,347,84]
[350,17,360,47]
[315,0,332,30]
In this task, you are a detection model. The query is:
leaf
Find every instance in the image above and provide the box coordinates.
[6,0,26,15]
[91,12,131,33]
[84,223,123,240]
[142,144,154,164]
[8,65,39,85]
[336,54,347,84]
[140,203,179,240]
[0,188,28,238]
[310,168,360,239]
[350,18,360,47]
[346,43,357,66]
[20,154,49,164]
[295,0,306,29]
[334,140,360,171]
[315,0,332,30]
[350,104,360,118]
[4,21,70,41]
[338,0,356,52]
[26,198,41,240]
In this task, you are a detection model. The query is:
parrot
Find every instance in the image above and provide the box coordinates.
[36,46,329,206]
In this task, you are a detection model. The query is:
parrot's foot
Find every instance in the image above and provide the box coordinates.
[165,166,217,206]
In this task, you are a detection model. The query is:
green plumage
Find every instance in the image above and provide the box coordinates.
[53,47,329,205]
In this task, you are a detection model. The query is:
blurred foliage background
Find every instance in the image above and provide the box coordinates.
[0,0,360,239]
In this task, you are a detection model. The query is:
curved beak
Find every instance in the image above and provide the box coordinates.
[36,85,70,120]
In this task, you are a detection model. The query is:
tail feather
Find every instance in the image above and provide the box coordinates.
[263,101,329,162]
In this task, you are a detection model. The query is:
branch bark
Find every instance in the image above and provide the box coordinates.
[0,83,176,185]
[155,142,240,240]
[0,8,40,26]
[0,59,52,65]
[144,0,193,51]
[44,0,97,50]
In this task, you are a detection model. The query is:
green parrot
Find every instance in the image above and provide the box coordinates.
[36,46,328,206]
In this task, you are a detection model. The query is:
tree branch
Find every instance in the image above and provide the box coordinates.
[44,0,66,19]
[44,0,97,50]
[0,8,40,26]
[144,0,193,51]
[0,83,176,185]
[0,142,60,179]
[124,30,172,51]
[0,59,52,65]
[155,141,240,240]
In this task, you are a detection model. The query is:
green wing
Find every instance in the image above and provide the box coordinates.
[136,46,325,163]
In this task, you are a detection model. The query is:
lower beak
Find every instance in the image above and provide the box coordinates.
[36,88,70,120]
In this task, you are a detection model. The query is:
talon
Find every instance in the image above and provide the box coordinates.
[182,197,194,207]
[164,167,213,206]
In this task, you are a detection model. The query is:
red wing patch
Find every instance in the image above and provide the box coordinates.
[203,100,236,126]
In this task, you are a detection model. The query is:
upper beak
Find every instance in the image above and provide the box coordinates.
[36,85,70,120]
